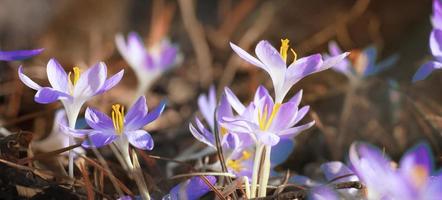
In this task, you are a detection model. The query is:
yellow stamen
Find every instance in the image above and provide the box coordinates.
[280,39,290,63]
[227,150,252,172]
[258,103,282,131]
[220,127,228,136]
[290,48,298,63]
[68,67,81,86]
[111,104,125,134]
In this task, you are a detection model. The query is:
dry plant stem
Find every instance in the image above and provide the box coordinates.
[88,143,125,197]
[250,144,264,198]
[178,0,213,87]
[258,145,271,197]
[336,79,359,159]
[130,149,151,200]
[217,2,274,92]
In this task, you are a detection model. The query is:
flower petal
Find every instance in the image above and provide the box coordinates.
[189,119,215,148]
[125,96,148,130]
[169,176,217,200]
[82,132,118,148]
[399,143,433,180]
[144,100,166,124]
[198,85,217,129]
[268,101,298,131]
[320,161,358,182]
[73,62,106,99]
[96,69,124,95]
[47,58,68,93]
[0,48,43,61]
[412,61,442,82]
[126,129,154,150]
[270,138,294,166]
[230,42,265,69]
[59,123,92,138]
[85,107,114,131]
[159,43,179,69]
[256,130,280,146]
[18,66,41,90]
[224,87,245,114]
[35,87,71,104]
[430,29,442,59]
[277,121,315,138]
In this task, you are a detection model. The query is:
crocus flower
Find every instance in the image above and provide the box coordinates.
[18,58,124,124]
[431,0,442,30]
[164,176,216,200]
[349,142,442,200]
[66,96,165,150]
[0,48,43,61]
[309,186,339,200]
[230,39,349,103]
[115,32,181,96]
[326,41,398,80]
[189,85,249,151]
[223,85,314,147]
[413,29,442,82]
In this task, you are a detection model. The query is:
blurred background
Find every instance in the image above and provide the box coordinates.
[0,0,440,187]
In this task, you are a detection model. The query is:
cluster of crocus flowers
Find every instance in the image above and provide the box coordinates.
[216,39,349,198]
[313,142,442,199]
[115,32,181,98]
[0,48,43,61]
[18,58,124,177]
[325,41,398,81]
[413,0,442,82]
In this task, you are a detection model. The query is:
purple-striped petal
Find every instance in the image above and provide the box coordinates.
[230,42,265,69]
[198,85,216,129]
[320,161,358,183]
[189,119,215,148]
[59,123,91,138]
[82,132,118,148]
[73,62,106,99]
[253,85,271,104]
[269,101,298,131]
[290,105,310,126]
[412,61,442,82]
[18,66,42,90]
[126,130,154,150]
[159,44,178,69]
[399,143,433,183]
[277,121,315,138]
[96,69,124,95]
[125,96,148,130]
[224,87,245,114]
[143,100,166,125]
[255,40,286,77]
[0,48,43,61]
[46,58,68,93]
[35,87,71,104]
[430,29,442,59]
[169,176,216,200]
[287,90,303,107]
[85,107,114,131]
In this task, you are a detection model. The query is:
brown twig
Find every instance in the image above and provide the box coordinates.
[177,0,213,87]
[218,2,275,92]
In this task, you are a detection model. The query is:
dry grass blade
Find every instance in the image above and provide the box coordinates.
[77,160,94,200]
[2,105,61,127]
[170,172,235,180]
[19,143,82,165]
[199,175,226,200]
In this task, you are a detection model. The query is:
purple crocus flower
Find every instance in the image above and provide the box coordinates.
[431,0,442,30]
[18,58,124,124]
[0,48,43,61]
[65,96,165,150]
[222,85,314,147]
[326,41,398,80]
[349,142,442,200]
[115,32,181,96]
[189,86,249,151]
[309,186,339,200]
[165,176,216,200]
[413,29,442,82]
[230,39,348,103]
